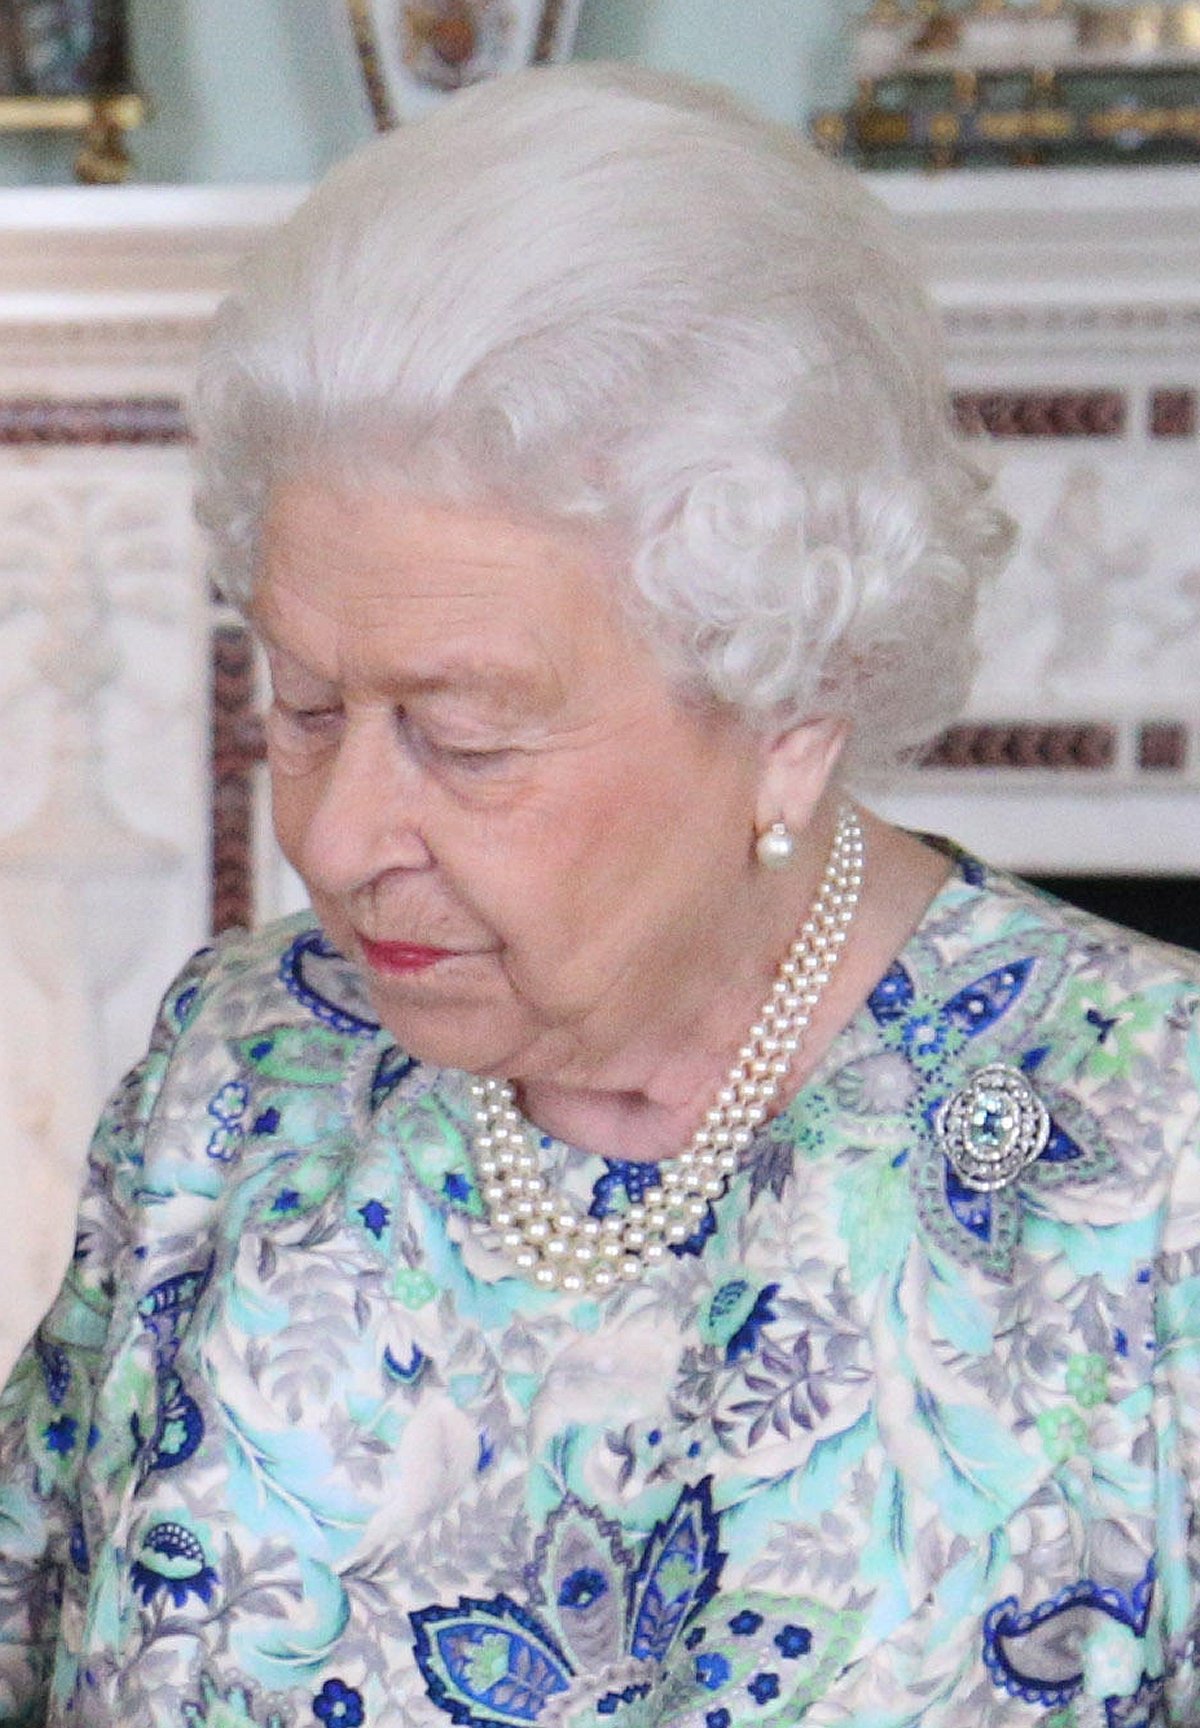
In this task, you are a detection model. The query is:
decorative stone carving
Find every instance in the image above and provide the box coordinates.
[953,389,1126,437]
[1149,389,1197,437]
[922,723,1118,770]
[867,167,1200,872]
[971,453,1200,715]
[1138,722,1189,771]
[211,619,267,934]
[0,398,187,444]
[0,455,207,1372]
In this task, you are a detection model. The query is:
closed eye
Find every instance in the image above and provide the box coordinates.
[400,716,515,774]
[424,739,513,772]
[270,697,343,734]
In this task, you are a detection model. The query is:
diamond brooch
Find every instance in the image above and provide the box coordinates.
[934,1062,1051,1193]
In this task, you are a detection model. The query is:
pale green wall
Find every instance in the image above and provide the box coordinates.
[1,0,856,186]
[575,0,852,125]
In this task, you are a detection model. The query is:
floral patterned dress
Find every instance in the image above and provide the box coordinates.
[1,853,1198,1728]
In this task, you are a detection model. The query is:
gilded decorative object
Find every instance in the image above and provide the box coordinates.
[1078,3,1200,55]
[0,1,143,183]
[346,0,583,129]
[815,0,1200,167]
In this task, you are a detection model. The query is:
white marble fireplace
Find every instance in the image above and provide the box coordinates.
[0,167,1196,1368]
[871,166,1200,876]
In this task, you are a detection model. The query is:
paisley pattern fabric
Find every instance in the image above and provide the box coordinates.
[1,854,1199,1727]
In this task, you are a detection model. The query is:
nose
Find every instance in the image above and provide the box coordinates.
[289,710,432,895]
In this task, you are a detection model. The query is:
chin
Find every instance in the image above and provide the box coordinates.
[370,1003,518,1079]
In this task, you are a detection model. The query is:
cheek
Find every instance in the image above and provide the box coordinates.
[581,734,740,867]
[267,750,317,867]
[498,755,717,936]
[574,758,752,950]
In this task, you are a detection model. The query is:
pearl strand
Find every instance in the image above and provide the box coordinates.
[469,802,864,1293]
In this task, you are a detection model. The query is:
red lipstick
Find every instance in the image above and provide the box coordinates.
[359,937,454,974]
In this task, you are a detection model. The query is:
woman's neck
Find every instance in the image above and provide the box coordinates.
[516,810,952,1164]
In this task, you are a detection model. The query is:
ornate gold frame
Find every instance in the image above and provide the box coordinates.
[0,92,144,182]
[345,0,581,130]
[0,0,143,182]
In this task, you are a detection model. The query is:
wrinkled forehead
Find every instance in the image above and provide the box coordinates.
[251,477,660,708]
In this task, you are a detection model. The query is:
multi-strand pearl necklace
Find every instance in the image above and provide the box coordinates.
[469,802,865,1293]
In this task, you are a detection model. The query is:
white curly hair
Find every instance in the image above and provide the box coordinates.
[192,61,1012,780]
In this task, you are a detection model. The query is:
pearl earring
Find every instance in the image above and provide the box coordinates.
[755,819,796,869]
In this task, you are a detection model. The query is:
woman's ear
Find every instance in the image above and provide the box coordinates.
[754,717,849,837]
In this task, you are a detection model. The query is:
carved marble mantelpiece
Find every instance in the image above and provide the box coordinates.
[871,166,1200,871]
[0,169,1197,1371]
[0,185,298,1370]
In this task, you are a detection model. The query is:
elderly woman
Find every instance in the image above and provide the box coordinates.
[1,63,1198,1728]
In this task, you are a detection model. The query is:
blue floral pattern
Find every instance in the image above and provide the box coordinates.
[0,859,1197,1726]
[130,1520,219,1608]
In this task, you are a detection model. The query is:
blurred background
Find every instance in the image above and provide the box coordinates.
[1,1,852,184]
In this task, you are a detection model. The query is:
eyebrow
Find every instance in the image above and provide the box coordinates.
[253,621,550,712]
[396,664,548,712]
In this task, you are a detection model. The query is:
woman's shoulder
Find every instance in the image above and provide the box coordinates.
[95,915,398,1213]
[847,845,1200,1268]
[913,848,1200,1150]
[152,912,383,1047]
[918,845,1200,1006]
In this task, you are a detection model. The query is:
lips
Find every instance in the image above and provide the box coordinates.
[357,936,457,974]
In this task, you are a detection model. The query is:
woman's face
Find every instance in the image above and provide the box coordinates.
[255,483,773,1087]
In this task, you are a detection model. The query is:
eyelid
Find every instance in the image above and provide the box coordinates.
[439,743,510,765]
[402,716,513,770]
[268,695,343,738]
